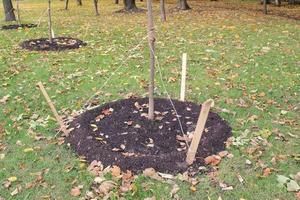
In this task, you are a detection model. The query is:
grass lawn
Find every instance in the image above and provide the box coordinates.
[0,0,299,199]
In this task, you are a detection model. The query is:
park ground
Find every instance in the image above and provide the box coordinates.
[0,0,300,199]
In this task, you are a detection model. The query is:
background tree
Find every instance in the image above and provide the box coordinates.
[178,0,190,10]
[160,0,166,21]
[77,0,82,6]
[94,0,99,15]
[124,0,138,11]
[2,0,16,21]
[65,0,69,10]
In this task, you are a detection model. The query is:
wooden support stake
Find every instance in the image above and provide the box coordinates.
[186,99,214,165]
[147,0,155,120]
[38,82,69,136]
[180,53,187,101]
[48,0,53,43]
[16,0,21,24]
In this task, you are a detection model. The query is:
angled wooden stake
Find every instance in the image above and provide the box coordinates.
[180,53,187,101]
[186,99,214,165]
[38,82,69,136]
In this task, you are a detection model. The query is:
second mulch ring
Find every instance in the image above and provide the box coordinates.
[1,23,37,30]
[20,37,86,51]
[66,98,232,174]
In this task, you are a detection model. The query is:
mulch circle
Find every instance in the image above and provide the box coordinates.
[1,23,37,30]
[20,37,86,51]
[66,98,232,174]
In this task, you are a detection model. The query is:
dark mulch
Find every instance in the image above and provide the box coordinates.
[20,37,86,51]
[66,98,232,174]
[1,23,37,30]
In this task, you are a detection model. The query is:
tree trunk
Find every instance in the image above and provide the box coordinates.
[16,0,21,24]
[2,0,16,21]
[77,0,82,6]
[124,0,138,11]
[160,0,166,22]
[115,0,119,4]
[94,0,99,15]
[65,0,69,10]
[147,0,155,120]
[48,0,53,43]
[263,0,267,14]
[178,0,190,10]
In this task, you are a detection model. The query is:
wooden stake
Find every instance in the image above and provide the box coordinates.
[38,82,69,136]
[48,0,53,43]
[186,99,214,165]
[180,53,187,101]
[147,0,155,120]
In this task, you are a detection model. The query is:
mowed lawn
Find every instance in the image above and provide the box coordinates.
[0,0,299,199]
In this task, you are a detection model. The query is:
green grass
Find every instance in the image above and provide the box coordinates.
[0,0,300,199]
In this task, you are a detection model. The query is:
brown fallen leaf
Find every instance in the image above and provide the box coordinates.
[190,185,197,192]
[143,168,162,181]
[87,160,103,176]
[262,168,271,177]
[98,180,117,194]
[111,165,121,178]
[70,187,81,197]
[204,155,221,166]
[296,191,300,200]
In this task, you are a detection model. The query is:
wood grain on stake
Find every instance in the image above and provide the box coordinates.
[38,82,69,136]
[180,53,187,101]
[186,99,214,165]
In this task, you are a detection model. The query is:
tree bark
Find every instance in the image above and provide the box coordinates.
[178,0,190,10]
[124,0,138,11]
[115,0,119,4]
[2,0,16,21]
[160,0,166,22]
[94,0,99,15]
[77,0,82,6]
[263,0,267,14]
[147,0,155,120]
[48,0,53,43]
[65,0,69,10]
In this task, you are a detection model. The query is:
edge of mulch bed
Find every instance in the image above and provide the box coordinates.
[20,37,87,51]
[66,97,232,174]
[1,23,37,30]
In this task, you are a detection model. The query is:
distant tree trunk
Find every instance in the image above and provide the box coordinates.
[124,0,138,11]
[94,0,99,15]
[65,0,69,10]
[2,0,16,21]
[263,0,267,14]
[288,0,295,4]
[77,0,82,5]
[178,0,190,10]
[160,0,166,22]
[115,0,119,4]
[16,0,21,23]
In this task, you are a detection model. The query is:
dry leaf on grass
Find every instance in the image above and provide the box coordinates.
[98,180,117,194]
[143,168,162,181]
[296,191,300,200]
[204,155,221,166]
[70,187,81,197]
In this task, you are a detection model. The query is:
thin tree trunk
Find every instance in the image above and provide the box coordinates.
[48,0,53,43]
[124,0,137,11]
[2,0,16,21]
[160,0,166,22]
[77,0,82,6]
[65,0,69,10]
[94,0,99,15]
[115,0,119,4]
[16,0,21,24]
[178,0,190,10]
[263,0,267,14]
[147,0,155,120]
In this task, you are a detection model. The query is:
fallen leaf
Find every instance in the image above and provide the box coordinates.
[204,155,221,166]
[262,168,271,177]
[277,175,290,186]
[8,176,17,182]
[296,191,300,200]
[0,95,10,105]
[287,180,300,192]
[70,187,81,197]
[111,165,121,178]
[170,184,180,197]
[98,180,117,194]
[190,185,197,192]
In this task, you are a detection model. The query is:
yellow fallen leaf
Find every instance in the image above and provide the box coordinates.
[190,185,197,192]
[23,148,34,153]
[8,176,17,182]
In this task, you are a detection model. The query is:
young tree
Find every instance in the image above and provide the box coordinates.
[263,0,267,14]
[160,0,166,22]
[124,0,138,11]
[2,0,16,21]
[65,0,69,10]
[178,0,190,10]
[147,0,155,120]
[94,0,99,15]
